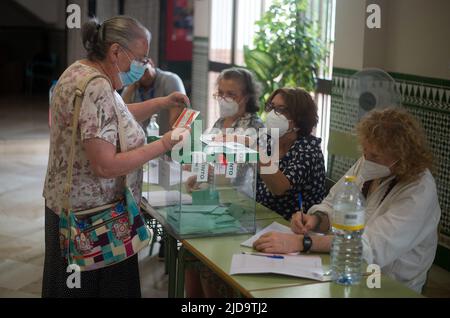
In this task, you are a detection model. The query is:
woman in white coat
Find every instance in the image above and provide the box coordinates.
[253,109,441,293]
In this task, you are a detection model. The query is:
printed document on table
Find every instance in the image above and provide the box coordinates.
[240,222,294,248]
[229,253,327,281]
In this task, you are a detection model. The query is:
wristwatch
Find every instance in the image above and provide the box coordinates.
[302,234,312,253]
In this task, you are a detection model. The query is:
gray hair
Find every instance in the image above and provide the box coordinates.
[217,67,261,113]
[82,16,151,61]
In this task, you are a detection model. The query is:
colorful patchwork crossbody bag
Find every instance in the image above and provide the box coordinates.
[59,73,151,271]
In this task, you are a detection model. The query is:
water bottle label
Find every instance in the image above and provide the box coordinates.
[332,212,365,231]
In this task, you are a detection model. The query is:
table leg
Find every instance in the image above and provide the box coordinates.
[176,246,187,298]
[166,233,178,298]
[164,231,169,274]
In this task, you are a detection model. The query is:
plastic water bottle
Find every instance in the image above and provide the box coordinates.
[147,114,160,139]
[147,115,160,168]
[330,175,365,285]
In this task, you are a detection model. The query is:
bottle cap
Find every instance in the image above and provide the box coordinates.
[344,175,356,182]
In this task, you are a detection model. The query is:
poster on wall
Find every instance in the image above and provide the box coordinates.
[165,0,193,61]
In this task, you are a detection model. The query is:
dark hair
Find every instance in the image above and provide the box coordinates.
[216,67,261,113]
[267,87,318,137]
[81,16,151,61]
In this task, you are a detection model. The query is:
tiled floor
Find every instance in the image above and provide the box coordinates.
[0,95,449,298]
[0,95,167,298]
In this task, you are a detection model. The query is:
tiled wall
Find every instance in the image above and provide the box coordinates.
[330,67,450,249]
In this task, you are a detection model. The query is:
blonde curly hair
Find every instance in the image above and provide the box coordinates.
[356,109,433,182]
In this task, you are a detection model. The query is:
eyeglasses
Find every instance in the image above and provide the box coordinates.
[265,102,289,116]
[121,46,150,65]
[213,92,239,103]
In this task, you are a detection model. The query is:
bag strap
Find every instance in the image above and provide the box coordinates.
[62,73,116,213]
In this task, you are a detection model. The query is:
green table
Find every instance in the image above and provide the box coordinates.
[249,276,422,298]
[142,197,421,298]
[179,217,316,298]
[141,197,283,297]
[178,216,422,298]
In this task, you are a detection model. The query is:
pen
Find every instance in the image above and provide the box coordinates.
[242,252,284,259]
[298,192,303,213]
[298,193,308,235]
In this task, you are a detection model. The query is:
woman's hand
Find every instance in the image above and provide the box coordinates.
[253,232,302,254]
[185,175,200,193]
[291,212,319,234]
[161,127,189,150]
[212,134,226,142]
[185,164,215,193]
[164,92,190,109]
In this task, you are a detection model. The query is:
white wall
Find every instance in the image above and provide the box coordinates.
[193,0,210,38]
[362,0,389,69]
[333,0,366,70]
[333,0,450,80]
[385,0,450,79]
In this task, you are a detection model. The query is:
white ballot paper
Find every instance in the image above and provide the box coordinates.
[172,108,200,129]
[146,190,192,207]
[229,253,326,281]
[240,222,294,248]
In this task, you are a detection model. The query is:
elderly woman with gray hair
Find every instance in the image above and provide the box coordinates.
[42,16,189,297]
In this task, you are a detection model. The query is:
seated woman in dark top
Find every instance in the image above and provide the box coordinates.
[257,87,326,219]
[186,87,327,298]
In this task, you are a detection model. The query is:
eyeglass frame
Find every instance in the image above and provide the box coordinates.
[120,45,150,65]
[264,101,290,117]
[212,91,242,103]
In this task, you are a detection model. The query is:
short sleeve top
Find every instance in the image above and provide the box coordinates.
[256,135,326,219]
[43,61,146,214]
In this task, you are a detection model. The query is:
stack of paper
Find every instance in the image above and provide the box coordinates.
[229,253,326,281]
[233,221,328,281]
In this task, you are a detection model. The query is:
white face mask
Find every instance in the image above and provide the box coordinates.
[359,157,395,181]
[265,110,291,137]
[218,99,239,118]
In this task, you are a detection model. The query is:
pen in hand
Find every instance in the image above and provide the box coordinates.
[298,193,308,235]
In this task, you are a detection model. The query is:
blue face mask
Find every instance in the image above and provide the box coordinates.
[117,48,147,86]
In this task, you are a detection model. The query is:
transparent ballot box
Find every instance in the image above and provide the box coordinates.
[143,141,258,238]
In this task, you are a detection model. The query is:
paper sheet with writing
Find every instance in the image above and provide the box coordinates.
[229,253,326,281]
[240,222,294,248]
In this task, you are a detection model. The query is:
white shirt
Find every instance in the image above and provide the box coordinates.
[308,158,441,293]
